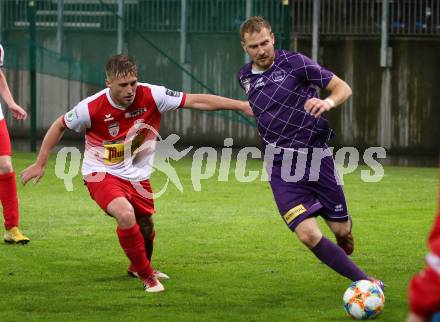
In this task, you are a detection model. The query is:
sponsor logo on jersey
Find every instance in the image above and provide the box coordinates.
[283,204,307,224]
[108,123,119,137]
[165,89,180,97]
[242,78,251,94]
[125,108,147,119]
[104,113,114,122]
[272,70,286,82]
[103,132,145,165]
[103,142,124,165]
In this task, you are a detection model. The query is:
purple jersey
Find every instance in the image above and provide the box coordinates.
[238,50,335,151]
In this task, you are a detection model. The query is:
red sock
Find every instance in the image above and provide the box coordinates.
[145,231,155,262]
[117,224,154,279]
[0,172,19,229]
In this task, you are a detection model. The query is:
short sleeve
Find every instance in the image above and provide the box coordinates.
[237,64,252,95]
[238,75,251,95]
[149,84,186,113]
[62,101,91,133]
[290,53,334,89]
[0,45,4,67]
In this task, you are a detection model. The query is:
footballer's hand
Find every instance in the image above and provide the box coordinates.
[9,103,27,120]
[20,164,45,185]
[304,98,332,118]
[240,101,254,117]
[405,313,426,322]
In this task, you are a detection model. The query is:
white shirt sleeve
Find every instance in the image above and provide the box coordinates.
[0,44,4,67]
[63,100,91,133]
[148,84,186,113]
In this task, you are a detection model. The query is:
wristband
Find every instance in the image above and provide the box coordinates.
[324,98,335,109]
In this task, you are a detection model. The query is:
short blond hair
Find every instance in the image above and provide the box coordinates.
[105,55,137,80]
[239,16,272,41]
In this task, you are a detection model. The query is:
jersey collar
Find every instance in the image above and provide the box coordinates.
[105,88,130,110]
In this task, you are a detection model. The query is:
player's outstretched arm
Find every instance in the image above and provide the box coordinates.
[183,93,253,116]
[20,117,66,185]
[0,69,27,120]
[304,75,352,118]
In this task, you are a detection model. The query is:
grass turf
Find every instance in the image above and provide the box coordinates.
[0,153,437,322]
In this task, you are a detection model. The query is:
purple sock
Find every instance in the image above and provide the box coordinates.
[311,236,368,281]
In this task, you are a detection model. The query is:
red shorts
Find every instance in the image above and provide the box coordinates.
[84,172,155,217]
[0,119,12,156]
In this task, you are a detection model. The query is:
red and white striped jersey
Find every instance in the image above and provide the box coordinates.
[0,44,5,120]
[62,83,186,181]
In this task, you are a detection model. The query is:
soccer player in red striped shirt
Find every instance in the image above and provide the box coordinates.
[0,44,30,244]
[21,54,252,293]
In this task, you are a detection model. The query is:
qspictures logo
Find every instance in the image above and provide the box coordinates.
[54,122,387,198]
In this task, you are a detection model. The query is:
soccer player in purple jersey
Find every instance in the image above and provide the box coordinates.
[237,16,383,287]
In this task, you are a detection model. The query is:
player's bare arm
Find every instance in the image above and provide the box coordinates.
[304,75,352,118]
[0,69,27,120]
[20,117,66,185]
[183,93,253,116]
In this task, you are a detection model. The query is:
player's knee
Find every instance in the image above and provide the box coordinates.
[116,209,136,229]
[137,215,155,239]
[296,230,322,248]
[0,158,13,174]
[333,223,351,238]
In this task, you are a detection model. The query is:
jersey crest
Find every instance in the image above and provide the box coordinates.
[272,70,286,82]
[108,123,119,137]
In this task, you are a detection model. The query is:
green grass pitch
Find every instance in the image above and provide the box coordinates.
[0,152,437,322]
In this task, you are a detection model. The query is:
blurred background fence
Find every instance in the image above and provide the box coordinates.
[0,0,439,154]
[3,0,439,35]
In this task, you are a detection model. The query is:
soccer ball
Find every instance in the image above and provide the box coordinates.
[343,280,385,320]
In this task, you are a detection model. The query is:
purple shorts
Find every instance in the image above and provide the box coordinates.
[267,147,349,231]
